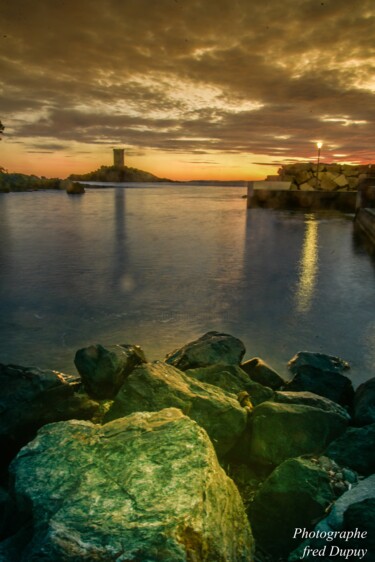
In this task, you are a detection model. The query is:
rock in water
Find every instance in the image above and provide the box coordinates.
[74,343,147,399]
[288,351,350,375]
[165,331,246,370]
[10,408,254,561]
[104,361,247,456]
[0,363,99,468]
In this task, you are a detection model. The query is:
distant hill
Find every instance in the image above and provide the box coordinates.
[0,171,61,192]
[69,165,172,183]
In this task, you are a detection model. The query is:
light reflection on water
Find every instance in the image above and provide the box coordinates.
[295,216,319,313]
[0,185,374,386]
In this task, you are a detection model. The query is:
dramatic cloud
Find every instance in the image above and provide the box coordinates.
[1,0,374,179]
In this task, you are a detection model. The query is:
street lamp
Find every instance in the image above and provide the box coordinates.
[316,141,323,189]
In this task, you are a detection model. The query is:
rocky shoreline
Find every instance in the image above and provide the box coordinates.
[0,331,374,561]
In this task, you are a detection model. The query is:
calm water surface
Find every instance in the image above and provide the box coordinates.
[0,184,374,386]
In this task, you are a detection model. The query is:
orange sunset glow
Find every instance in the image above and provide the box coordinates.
[1,0,374,180]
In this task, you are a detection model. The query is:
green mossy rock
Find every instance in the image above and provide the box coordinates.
[10,408,254,561]
[165,331,246,371]
[74,343,147,399]
[104,361,247,456]
[274,390,351,420]
[248,401,348,466]
[185,364,274,406]
[249,457,343,557]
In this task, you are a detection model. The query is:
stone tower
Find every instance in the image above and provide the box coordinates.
[113,148,125,168]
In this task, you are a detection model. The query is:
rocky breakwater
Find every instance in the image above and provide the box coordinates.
[0,331,374,561]
[276,163,373,192]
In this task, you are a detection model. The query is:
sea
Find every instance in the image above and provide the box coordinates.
[0,183,374,386]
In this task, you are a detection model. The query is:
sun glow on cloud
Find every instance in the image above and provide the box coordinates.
[1,0,374,179]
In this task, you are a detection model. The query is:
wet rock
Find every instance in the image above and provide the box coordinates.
[74,343,147,399]
[185,364,274,406]
[286,366,354,408]
[240,357,286,390]
[249,456,344,558]
[246,401,348,466]
[0,363,99,468]
[165,331,245,371]
[274,391,351,420]
[343,498,375,558]
[104,361,247,456]
[354,377,375,426]
[288,351,350,375]
[325,423,375,476]
[9,408,254,562]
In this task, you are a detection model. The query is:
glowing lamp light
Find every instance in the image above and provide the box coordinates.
[316,142,323,188]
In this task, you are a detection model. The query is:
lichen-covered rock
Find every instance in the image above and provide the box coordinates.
[286,366,354,407]
[74,343,147,399]
[354,377,375,426]
[0,363,99,468]
[274,390,351,420]
[104,361,247,456]
[185,364,274,406]
[241,357,286,390]
[288,351,350,375]
[249,456,346,558]
[165,331,245,371]
[246,401,348,466]
[9,409,254,562]
[325,423,375,476]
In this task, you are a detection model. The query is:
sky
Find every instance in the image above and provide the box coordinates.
[1,0,375,181]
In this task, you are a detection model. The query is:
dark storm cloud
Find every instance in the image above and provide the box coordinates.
[1,0,375,163]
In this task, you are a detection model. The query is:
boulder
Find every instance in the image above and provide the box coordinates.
[325,423,375,476]
[74,343,147,399]
[353,377,375,426]
[288,351,350,375]
[286,366,354,408]
[185,364,274,406]
[334,174,349,188]
[288,474,375,561]
[9,408,254,561]
[245,401,348,467]
[165,331,245,371]
[104,361,247,456]
[0,363,99,468]
[61,179,85,194]
[249,456,347,558]
[343,498,375,558]
[274,391,351,420]
[241,357,286,390]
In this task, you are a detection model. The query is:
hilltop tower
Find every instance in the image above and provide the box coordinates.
[113,148,125,168]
